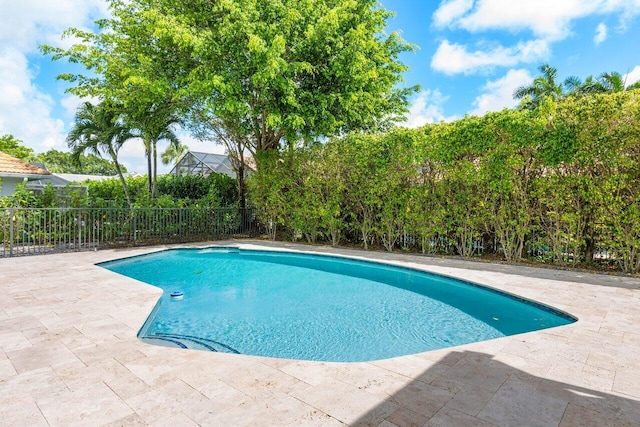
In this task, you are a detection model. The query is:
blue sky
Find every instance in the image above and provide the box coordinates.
[1,0,639,173]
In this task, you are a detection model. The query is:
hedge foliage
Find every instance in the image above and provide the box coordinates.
[248,91,640,273]
[1,173,237,209]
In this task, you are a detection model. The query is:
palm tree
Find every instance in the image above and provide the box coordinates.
[514,64,564,109]
[67,101,135,205]
[161,142,188,166]
[133,112,182,197]
[599,72,625,92]
[564,75,605,97]
[627,81,640,90]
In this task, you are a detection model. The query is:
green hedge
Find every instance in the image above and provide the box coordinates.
[248,91,640,273]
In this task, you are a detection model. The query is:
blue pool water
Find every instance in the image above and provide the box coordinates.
[99,248,576,362]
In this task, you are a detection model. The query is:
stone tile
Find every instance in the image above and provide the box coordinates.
[491,351,550,377]
[445,385,495,417]
[384,407,429,427]
[425,406,496,427]
[215,360,301,399]
[478,376,567,427]
[559,403,636,427]
[0,358,17,380]
[613,368,640,399]
[0,366,68,400]
[276,360,344,386]
[0,331,33,352]
[388,380,453,418]
[102,412,147,426]
[147,413,200,426]
[6,341,83,373]
[1,243,640,427]
[36,381,133,426]
[371,355,451,383]
[0,314,44,332]
[288,378,398,426]
[122,358,180,387]
[124,379,216,425]
[331,362,413,398]
[430,354,511,394]
[0,396,49,426]
[284,409,344,426]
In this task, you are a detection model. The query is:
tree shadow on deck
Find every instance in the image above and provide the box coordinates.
[352,350,639,427]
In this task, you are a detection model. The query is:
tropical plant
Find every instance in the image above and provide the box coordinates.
[514,64,564,109]
[67,101,135,205]
[599,72,626,92]
[564,75,604,97]
[161,142,188,166]
[131,109,182,197]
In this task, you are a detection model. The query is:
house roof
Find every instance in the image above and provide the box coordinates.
[170,151,234,177]
[0,151,51,177]
[170,151,255,179]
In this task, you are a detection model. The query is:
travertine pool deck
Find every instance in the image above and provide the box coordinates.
[1,241,639,426]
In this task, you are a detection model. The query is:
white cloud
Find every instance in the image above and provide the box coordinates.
[431,0,640,75]
[60,94,101,118]
[594,23,608,44]
[402,89,456,128]
[624,65,640,87]
[433,0,474,28]
[0,0,107,154]
[0,47,66,150]
[471,69,533,115]
[433,0,640,40]
[0,0,108,53]
[431,39,550,75]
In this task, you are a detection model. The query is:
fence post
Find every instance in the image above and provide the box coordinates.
[77,209,82,251]
[9,208,14,257]
[133,208,137,245]
[216,209,220,240]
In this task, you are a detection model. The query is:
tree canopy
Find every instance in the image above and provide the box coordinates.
[0,134,35,160]
[43,0,417,157]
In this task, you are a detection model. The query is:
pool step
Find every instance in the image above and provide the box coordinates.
[142,333,240,354]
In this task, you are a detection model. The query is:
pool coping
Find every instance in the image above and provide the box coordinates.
[1,240,639,426]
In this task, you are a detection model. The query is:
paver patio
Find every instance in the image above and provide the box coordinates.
[1,241,639,426]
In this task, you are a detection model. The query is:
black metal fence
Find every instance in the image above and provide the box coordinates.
[0,207,259,257]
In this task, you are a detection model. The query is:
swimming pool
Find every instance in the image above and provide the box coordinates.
[100,247,576,362]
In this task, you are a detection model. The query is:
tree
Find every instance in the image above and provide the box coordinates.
[627,81,640,90]
[67,101,135,205]
[161,142,188,166]
[0,134,35,160]
[189,112,253,208]
[43,0,417,162]
[33,149,127,175]
[130,108,181,197]
[564,71,631,98]
[514,64,564,109]
[599,72,626,93]
[564,75,604,97]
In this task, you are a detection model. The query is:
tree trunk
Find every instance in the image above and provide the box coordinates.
[152,140,158,198]
[237,164,246,208]
[114,160,131,207]
[146,144,153,195]
[583,210,595,264]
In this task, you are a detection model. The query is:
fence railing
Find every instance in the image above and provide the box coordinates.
[0,207,259,257]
